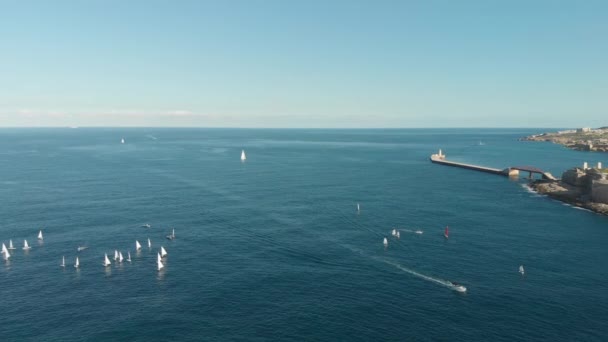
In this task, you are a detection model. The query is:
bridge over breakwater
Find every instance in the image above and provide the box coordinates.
[430,150,557,180]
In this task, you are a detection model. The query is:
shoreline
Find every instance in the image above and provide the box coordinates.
[529,180,608,216]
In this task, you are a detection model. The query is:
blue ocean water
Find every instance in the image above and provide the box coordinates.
[0,128,606,341]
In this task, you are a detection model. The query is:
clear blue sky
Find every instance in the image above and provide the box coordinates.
[0,0,606,128]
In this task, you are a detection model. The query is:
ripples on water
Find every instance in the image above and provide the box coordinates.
[0,128,606,341]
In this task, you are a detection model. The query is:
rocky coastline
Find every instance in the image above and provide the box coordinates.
[521,127,608,152]
[530,179,608,216]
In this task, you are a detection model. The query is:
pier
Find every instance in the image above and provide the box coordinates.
[430,150,557,180]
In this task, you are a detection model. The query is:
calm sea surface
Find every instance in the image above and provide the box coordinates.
[0,128,606,341]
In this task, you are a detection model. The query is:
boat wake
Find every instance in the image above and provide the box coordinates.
[343,244,464,292]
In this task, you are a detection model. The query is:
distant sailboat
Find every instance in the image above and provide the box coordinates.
[74,256,80,268]
[8,239,15,250]
[2,243,10,260]
[519,265,525,275]
[38,230,43,240]
[391,228,397,237]
[61,256,66,267]
[444,226,449,239]
[127,251,132,262]
[121,138,125,144]
[23,239,31,250]
[160,246,167,257]
[166,228,175,240]
[148,238,152,248]
[383,237,388,247]
[114,250,119,261]
[103,253,111,267]
[396,231,400,239]
[157,253,164,271]
[135,240,142,251]
[357,203,360,212]
[118,251,124,263]
[240,149,246,161]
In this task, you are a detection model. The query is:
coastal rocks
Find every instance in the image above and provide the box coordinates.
[521,127,608,152]
[530,180,608,216]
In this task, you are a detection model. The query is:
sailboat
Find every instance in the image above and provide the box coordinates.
[160,246,167,257]
[121,138,125,144]
[240,149,246,161]
[383,237,388,247]
[444,226,449,239]
[127,251,132,262]
[8,239,16,250]
[74,256,80,268]
[2,243,10,260]
[61,256,66,267]
[103,253,111,267]
[23,239,31,250]
[118,251,124,263]
[157,253,164,271]
[114,250,119,261]
[391,228,397,237]
[166,228,175,240]
[396,231,400,239]
[357,203,360,212]
[38,230,43,240]
[148,238,152,248]
[135,240,142,251]
[519,265,525,275]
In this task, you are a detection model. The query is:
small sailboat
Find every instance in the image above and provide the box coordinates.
[61,256,66,267]
[8,239,16,250]
[38,230,43,240]
[114,250,119,261]
[241,149,246,161]
[444,226,449,239]
[357,203,360,212]
[127,251,132,262]
[2,243,10,260]
[157,253,164,271]
[74,256,80,268]
[383,237,388,247]
[396,231,400,239]
[135,240,142,251]
[148,238,152,248]
[391,228,397,237]
[23,239,31,250]
[121,138,125,144]
[103,253,111,267]
[160,246,167,257]
[519,265,525,275]
[118,251,124,263]
[166,228,175,240]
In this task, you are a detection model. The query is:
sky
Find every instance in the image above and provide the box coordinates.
[0,0,606,128]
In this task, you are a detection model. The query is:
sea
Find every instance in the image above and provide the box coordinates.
[0,128,606,341]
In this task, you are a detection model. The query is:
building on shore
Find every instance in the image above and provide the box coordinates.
[561,162,608,204]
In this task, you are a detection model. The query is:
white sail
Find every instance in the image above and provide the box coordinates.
[74,256,80,268]
[118,251,124,263]
[519,265,525,275]
[135,240,142,250]
[8,239,15,250]
[2,243,10,259]
[121,138,125,144]
[148,238,151,248]
[241,149,246,161]
[396,231,400,239]
[127,251,132,262]
[391,229,396,236]
[157,253,164,271]
[38,230,43,240]
[357,203,360,211]
[160,246,167,257]
[172,228,175,238]
[23,239,31,250]
[383,237,388,247]
[114,250,119,261]
[103,253,111,266]
[61,256,66,267]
